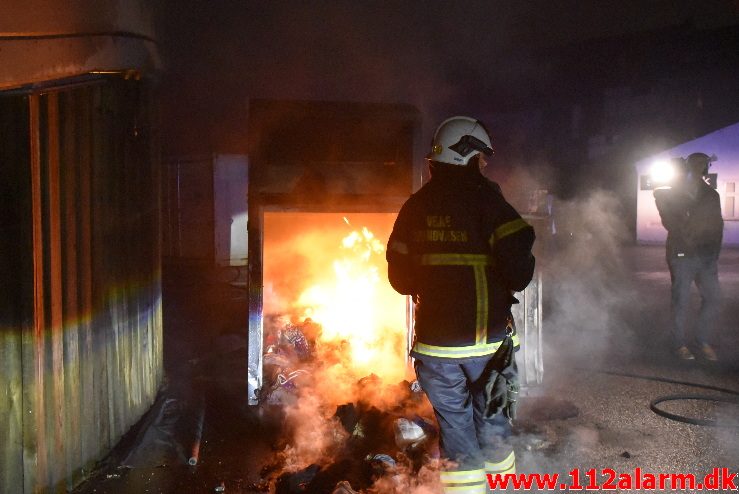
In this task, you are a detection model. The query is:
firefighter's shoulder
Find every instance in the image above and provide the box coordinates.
[480,177,504,198]
[476,178,513,214]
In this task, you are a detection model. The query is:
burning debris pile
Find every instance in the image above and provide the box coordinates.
[256,215,444,493]
[258,317,442,494]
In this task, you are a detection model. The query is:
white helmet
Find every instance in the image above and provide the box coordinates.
[427,116,494,166]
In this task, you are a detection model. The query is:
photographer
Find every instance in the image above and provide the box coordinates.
[654,152,723,361]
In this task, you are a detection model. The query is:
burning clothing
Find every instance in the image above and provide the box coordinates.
[387,166,535,358]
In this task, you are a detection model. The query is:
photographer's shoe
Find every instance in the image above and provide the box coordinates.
[675,345,695,360]
[699,343,718,362]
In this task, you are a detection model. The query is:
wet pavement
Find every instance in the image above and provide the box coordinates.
[72,246,739,493]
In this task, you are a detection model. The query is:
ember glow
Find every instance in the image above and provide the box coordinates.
[264,213,410,383]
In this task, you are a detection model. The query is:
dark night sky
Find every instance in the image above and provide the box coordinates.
[158,1,739,158]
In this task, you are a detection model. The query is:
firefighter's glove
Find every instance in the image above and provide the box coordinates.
[503,371,520,422]
[482,334,519,424]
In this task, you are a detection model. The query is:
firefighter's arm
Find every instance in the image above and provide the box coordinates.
[386,208,416,296]
[490,214,536,292]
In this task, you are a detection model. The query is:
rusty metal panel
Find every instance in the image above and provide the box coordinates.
[26,90,49,492]
[90,83,113,460]
[46,90,69,489]
[59,89,83,488]
[0,91,32,494]
[76,86,99,472]
[0,328,24,493]
[1,77,163,494]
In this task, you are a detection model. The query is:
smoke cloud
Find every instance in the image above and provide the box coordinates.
[542,189,639,366]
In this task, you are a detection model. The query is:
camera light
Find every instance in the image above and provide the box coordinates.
[650,160,675,183]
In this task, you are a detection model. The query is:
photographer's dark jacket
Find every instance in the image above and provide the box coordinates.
[386,168,535,359]
[654,181,724,260]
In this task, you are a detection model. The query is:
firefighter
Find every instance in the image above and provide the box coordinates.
[654,152,723,361]
[386,116,535,493]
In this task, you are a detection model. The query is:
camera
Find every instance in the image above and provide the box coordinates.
[648,157,687,189]
[647,153,715,190]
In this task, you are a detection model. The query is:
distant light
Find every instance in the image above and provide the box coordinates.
[650,160,674,184]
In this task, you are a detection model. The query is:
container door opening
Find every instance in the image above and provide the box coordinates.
[250,211,415,404]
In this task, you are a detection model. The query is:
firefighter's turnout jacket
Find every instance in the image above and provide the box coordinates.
[654,181,723,260]
[387,166,535,359]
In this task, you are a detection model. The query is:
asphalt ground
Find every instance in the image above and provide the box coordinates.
[72,245,739,493]
[521,244,739,492]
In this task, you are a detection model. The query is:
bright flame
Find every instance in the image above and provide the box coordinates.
[262,214,439,475]
[650,159,675,184]
[293,222,406,381]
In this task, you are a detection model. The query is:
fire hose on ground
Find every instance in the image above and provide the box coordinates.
[580,369,739,429]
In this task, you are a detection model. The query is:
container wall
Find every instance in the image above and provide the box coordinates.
[0,87,33,494]
[213,155,248,267]
[163,157,215,261]
[0,0,160,90]
[0,76,163,494]
[246,100,422,404]
[162,154,249,266]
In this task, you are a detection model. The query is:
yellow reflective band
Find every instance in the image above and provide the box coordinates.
[485,451,516,474]
[416,253,491,344]
[413,334,520,358]
[495,218,531,240]
[487,465,516,478]
[440,469,485,483]
[474,265,488,345]
[418,253,493,266]
[489,218,531,247]
[442,485,486,494]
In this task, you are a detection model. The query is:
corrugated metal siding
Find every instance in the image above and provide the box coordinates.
[0,77,163,494]
[0,92,31,494]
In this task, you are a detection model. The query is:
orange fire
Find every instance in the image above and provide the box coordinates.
[264,213,410,384]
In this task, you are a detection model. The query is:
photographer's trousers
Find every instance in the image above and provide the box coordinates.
[668,255,721,347]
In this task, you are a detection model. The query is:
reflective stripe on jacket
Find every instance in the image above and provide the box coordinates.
[386,168,534,358]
